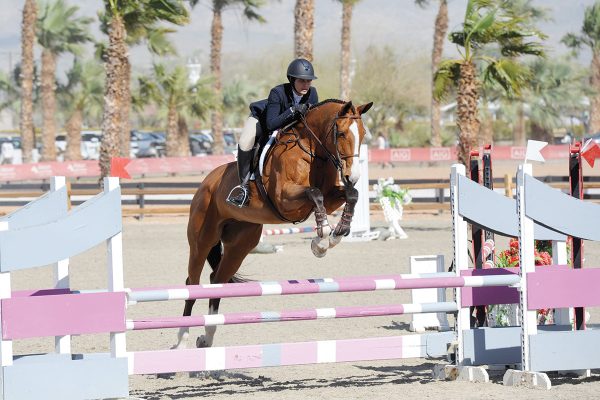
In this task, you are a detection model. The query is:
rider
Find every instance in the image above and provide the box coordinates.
[227,58,319,207]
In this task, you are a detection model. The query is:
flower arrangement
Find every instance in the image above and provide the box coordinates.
[489,238,554,326]
[373,177,412,206]
[496,238,552,268]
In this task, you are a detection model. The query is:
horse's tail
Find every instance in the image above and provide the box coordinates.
[206,241,251,284]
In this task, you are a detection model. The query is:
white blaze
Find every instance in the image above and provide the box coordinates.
[349,121,361,183]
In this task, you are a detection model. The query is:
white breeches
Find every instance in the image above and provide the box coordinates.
[239,116,258,151]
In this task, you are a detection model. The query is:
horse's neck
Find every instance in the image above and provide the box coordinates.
[304,105,338,141]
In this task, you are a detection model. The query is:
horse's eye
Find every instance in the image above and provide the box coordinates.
[339,133,346,138]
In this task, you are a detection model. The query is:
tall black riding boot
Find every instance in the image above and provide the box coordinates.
[226,147,253,207]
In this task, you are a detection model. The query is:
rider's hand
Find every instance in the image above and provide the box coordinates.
[291,103,309,117]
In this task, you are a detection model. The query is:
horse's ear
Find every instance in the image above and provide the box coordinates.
[339,101,353,116]
[357,102,373,115]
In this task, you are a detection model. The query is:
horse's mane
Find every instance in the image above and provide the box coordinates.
[310,99,346,109]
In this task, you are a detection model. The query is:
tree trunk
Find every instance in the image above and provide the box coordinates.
[210,7,224,155]
[177,115,191,157]
[99,15,128,179]
[513,102,526,145]
[294,0,314,61]
[430,0,448,147]
[456,61,480,166]
[40,48,57,162]
[120,59,131,157]
[20,0,36,164]
[590,52,600,135]
[480,97,494,146]
[339,1,353,100]
[166,104,178,156]
[65,108,82,161]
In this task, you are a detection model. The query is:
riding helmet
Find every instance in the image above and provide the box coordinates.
[286,58,318,82]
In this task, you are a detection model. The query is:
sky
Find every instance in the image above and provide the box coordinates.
[0,0,597,77]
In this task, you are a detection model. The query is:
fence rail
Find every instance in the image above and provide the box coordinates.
[0,175,599,217]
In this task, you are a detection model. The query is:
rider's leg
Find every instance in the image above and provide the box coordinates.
[227,116,257,207]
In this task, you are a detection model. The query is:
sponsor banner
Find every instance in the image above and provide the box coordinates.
[369,145,569,163]
[0,145,572,182]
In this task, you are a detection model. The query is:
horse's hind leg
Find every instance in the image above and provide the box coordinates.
[196,222,262,348]
[175,213,221,349]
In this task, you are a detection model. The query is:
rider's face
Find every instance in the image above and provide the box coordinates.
[293,79,312,96]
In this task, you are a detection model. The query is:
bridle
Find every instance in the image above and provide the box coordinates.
[289,111,362,186]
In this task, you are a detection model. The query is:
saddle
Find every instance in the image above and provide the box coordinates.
[247,100,309,223]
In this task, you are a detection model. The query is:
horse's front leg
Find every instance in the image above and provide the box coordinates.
[305,187,332,257]
[329,185,359,249]
[281,183,332,257]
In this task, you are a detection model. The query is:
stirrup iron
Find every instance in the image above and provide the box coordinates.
[226,185,250,208]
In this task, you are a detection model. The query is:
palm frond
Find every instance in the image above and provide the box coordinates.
[433,59,462,101]
[484,58,531,98]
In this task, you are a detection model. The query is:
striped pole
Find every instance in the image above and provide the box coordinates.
[127,273,520,303]
[127,302,459,331]
[262,226,315,236]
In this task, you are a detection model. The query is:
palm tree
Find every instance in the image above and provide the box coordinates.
[58,59,104,160]
[524,58,590,142]
[99,11,181,159]
[433,0,545,165]
[563,2,600,136]
[294,0,314,61]
[415,0,448,147]
[36,0,93,162]
[337,0,360,100]
[137,63,215,157]
[195,0,265,155]
[0,70,21,117]
[223,78,259,128]
[505,0,550,145]
[20,0,37,163]
[99,0,189,179]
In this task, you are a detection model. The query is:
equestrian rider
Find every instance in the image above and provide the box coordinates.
[227,58,319,207]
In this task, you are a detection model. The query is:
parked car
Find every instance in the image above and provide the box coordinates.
[130,130,165,158]
[54,131,101,160]
[189,132,213,156]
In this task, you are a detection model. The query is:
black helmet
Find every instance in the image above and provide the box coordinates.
[287,58,317,81]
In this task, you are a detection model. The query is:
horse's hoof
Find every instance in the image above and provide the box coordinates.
[311,238,328,258]
[196,335,211,348]
[328,234,343,248]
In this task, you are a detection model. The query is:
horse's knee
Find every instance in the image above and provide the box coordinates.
[345,187,359,203]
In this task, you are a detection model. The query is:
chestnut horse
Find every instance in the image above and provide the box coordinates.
[176,99,373,349]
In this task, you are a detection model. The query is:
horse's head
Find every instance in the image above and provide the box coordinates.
[332,101,373,185]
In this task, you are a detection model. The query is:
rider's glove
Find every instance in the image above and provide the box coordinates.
[290,103,309,117]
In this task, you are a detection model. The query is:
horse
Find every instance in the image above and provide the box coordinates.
[176,99,373,349]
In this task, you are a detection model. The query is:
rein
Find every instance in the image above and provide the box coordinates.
[294,112,362,185]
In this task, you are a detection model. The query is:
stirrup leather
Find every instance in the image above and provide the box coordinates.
[226,185,250,208]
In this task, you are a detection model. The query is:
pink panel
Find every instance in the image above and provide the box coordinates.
[225,346,263,369]
[2,292,126,339]
[133,349,206,375]
[460,267,520,307]
[280,341,318,365]
[337,336,405,362]
[528,267,600,309]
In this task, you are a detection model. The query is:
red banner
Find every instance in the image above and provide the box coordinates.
[0,145,571,182]
[368,145,569,163]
